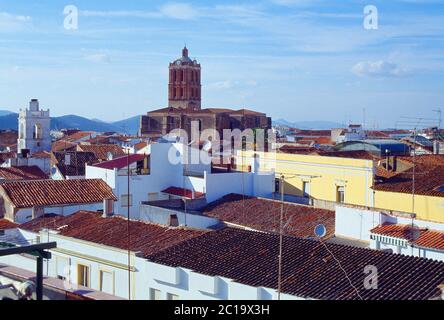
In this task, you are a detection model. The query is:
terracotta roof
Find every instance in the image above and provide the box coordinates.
[77,144,125,161]
[298,137,332,145]
[292,129,331,137]
[374,155,444,197]
[51,140,77,152]
[148,227,444,300]
[134,141,148,151]
[52,151,98,177]
[0,166,47,181]
[148,107,265,116]
[83,136,111,144]
[371,223,444,251]
[0,219,18,230]
[93,154,145,170]
[162,187,205,199]
[64,131,95,143]
[278,145,320,155]
[20,211,206,257]
[202,194,335,239]
[0,179,116,208]
[320,150,380,160]
[32,151,51,159]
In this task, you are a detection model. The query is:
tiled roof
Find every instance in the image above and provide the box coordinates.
[0,179,116,208]
[202,194,335,239]
[374,155,444,197]
[78,144,125,161]
[52,151,98,177]
[0,166,47,181]
[20,211,206,257]
[51,140,77,152]
[134,141,148,151]
[147,227,444,300]
[64,131,95,143]
[161,187,205,199]
[93,154,145,170]
[320,150,380,160]
[371,223,444,251]
[0,219,18,230]
[32,151,51,159]
[148,107,265,116]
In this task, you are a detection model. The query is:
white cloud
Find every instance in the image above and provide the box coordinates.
[0,12,32,32]
[351,60,408,78]
[159,3,198,20]
[84,53,110,63]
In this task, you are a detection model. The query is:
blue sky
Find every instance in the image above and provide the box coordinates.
[0,0,443,128]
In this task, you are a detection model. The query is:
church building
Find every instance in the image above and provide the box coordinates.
[17,99,51,155]
[139,47,271,139]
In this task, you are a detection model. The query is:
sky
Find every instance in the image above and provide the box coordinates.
[0,0,443,128]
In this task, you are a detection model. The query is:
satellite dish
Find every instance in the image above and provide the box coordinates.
[202,140,212,152]
[314,224,327,238]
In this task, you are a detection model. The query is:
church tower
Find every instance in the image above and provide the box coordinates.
[17,99,51,155]
[168,46,201,110]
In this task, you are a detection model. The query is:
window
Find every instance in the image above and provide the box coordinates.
[336,186,345,203]
[121,194,133,207]
[99,270,114,295]
[302,181,310,198]
[150,288,162,300]
[167,293,179,300]
[56,257,69,281]
[33,123,42,140]
[77,264,90,287]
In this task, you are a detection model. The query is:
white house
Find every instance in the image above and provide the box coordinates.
[334,204,444,261]
[1,211,444,300]
[0,178,116,223]
[85,142,275,220]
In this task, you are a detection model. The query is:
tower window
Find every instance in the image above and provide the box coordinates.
[33,123,42,140]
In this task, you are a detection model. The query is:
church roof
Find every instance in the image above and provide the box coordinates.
[148,107,266,116]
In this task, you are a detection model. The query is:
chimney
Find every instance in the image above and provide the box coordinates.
[433,140,440,155]
[64,153,71,165]
[102,198,114,218]
[168,214,179,227]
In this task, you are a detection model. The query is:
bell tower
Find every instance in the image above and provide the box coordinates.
[17,99,51,155]
[168,46,201,110]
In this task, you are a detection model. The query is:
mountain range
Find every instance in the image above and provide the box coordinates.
[0,111,140,135]
[273,119,343,130]
[0,110,345,135]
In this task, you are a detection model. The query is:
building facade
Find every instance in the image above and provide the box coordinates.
[139,48,271,139]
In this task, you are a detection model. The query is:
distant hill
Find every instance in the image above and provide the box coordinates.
[112,116,141,135]
[273,119,343,130]
[0,113,138,134]
[0,110,13,116]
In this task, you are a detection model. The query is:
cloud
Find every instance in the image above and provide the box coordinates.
[83,53,110,63]
[159,3,198,20]
[0,12,32,32]
[351,60,408,78]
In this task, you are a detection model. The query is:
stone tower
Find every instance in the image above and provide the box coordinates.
[168,46,201,110]
[17,99,51,155]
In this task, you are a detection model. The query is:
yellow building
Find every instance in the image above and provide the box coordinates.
[238,151,375,209]
[238,152,444,223]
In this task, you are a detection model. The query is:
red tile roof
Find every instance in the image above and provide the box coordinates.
[0,219,18,230]
[371,223,444,251]
[0,166,47,181]
[51,140,77,152]
[77,144,125,161]
[32,151,52,159]
[202,194,335,239]
[0,179,116,208]
[374,155,444,197]
[93,154,145,170]
[148,227,444,300]
[20,211,206,257]
[64,131,95,143]
[162,187,205,199]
